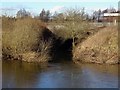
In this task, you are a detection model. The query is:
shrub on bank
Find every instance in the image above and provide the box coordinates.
[2,17,53,62]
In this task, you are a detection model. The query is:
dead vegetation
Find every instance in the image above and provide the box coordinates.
[73,26,118,64]
[2,8,119,64]
[2,17,53,62]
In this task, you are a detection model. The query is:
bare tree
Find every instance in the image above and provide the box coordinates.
[45,10,51,21]
[39,9,51,22]
[39,9,46,21]
[16,9,31,18]
[55,8,90,50]
[92,9,102,22]
[108,7,116,13]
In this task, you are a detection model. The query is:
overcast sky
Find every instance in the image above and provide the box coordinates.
[0,0,119,16]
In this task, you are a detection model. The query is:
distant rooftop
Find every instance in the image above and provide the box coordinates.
[103,13,120,16]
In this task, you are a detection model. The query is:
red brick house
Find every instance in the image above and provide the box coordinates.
[102,13,120,23]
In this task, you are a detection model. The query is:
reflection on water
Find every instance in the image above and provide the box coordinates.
[2,60,119,88]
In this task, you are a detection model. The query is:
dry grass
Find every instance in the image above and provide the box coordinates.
[48,21,91,47]
[2,17,52,62]
[73,26,118,64]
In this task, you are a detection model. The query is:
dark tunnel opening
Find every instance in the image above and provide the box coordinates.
[41,28,74,63]
[50,38,73,62]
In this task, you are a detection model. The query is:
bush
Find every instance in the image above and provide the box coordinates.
[50,8,91,48]
[2,17,52,62]
[22,38,52,62]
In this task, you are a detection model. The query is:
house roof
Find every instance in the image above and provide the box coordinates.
[103,13,120,16]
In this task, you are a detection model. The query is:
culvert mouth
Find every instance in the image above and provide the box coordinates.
[50,38,73,62]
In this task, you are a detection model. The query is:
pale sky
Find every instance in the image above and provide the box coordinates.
[0,0,119,16]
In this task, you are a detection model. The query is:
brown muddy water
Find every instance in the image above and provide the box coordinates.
[2,60,119,88]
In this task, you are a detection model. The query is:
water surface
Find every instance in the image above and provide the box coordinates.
[2,60,119,88]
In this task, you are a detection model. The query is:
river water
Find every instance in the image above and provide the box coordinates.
[2,60,119,88]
